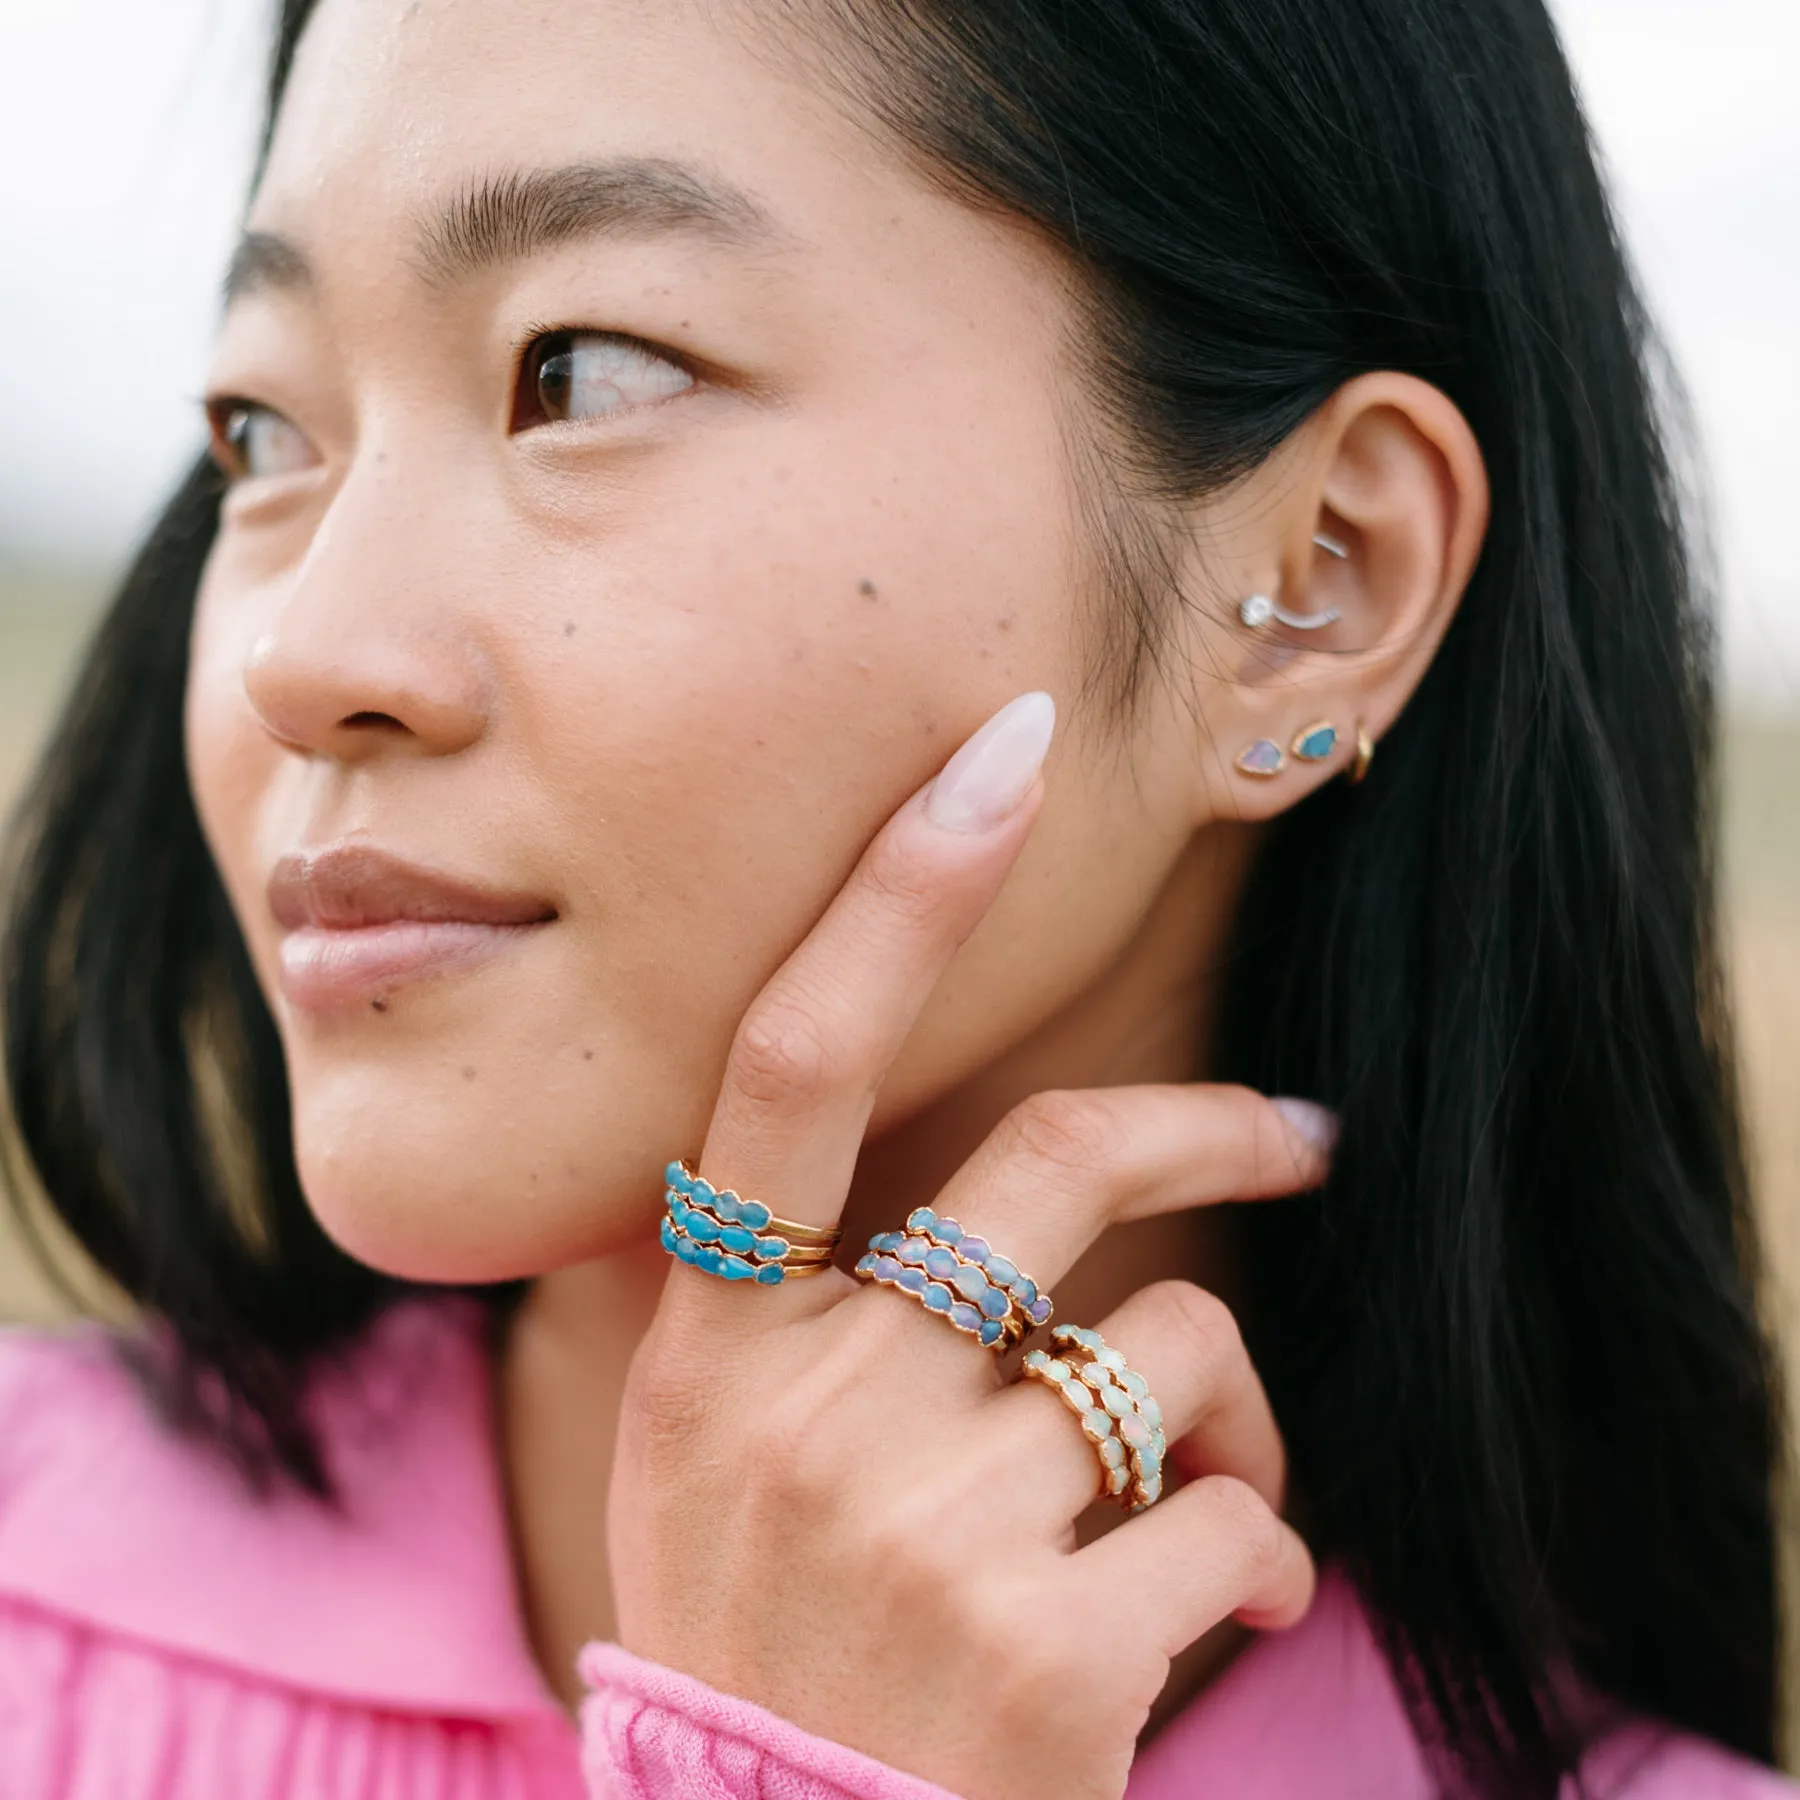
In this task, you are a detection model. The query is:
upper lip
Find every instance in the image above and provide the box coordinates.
[268,844,557,931]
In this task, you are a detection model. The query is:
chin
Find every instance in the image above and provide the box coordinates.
[288,1077,667,1284]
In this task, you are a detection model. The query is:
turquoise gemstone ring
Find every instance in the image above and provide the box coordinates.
[660,1159,842,1285]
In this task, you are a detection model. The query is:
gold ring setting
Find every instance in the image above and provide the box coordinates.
[661,1159,842,1284]
[1023,1325,1167,1511]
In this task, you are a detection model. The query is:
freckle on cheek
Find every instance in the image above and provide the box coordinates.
[462,1066,477,1081]
[564,622,577,637]
[371,997,389,1014]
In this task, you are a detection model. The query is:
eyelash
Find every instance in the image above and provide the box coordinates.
[202,326,699,485]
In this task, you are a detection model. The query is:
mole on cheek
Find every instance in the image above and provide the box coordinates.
[461,1066,477,1081]
[857,579,879,601]
[564,622,577,637]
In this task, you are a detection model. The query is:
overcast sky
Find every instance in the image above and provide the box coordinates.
[1,0,1795,704]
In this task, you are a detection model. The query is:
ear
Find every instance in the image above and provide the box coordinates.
[1184,371,1489,821]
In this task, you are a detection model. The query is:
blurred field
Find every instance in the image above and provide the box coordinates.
[1,562,1797,1712]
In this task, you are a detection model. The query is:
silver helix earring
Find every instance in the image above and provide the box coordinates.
[1238,532,1349,631]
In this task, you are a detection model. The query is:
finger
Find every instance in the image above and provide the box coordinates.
[908,1083,1334,1297]
[973,1280,1287,1522]
[1068,1473,1317,1654]
[664,692,1056,1322]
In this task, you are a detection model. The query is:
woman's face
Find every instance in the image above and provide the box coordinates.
[187,0,1216,1280]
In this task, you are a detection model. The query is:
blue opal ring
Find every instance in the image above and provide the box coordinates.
[1026,1325,1168,1511]
[661,1159,843,1286]
[853,1209,1053,1352]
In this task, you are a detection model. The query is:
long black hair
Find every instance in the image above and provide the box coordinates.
[2,0,1783,1793]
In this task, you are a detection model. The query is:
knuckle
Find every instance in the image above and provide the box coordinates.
[1201,1474,1286,1575]
[728,996,843,1112]
[859,828,942,920]
[1155,1282,1245,1381]
[623,1355,716,1463]
[1003,1089,1127,1179]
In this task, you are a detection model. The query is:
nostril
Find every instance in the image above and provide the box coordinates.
[340,711,406,731]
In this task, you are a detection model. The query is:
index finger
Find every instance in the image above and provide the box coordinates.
[669,691,1057,1315]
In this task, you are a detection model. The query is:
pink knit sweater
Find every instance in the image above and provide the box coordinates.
[0,1296,1789,1799]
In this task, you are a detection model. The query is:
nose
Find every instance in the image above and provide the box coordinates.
[241,489,494,763]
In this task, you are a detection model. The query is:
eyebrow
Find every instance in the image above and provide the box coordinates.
[222,156,784,308]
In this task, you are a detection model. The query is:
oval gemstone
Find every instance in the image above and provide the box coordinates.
[1119,1414,1151,1449]
[933,1218,966,1245]
[1044,1360,1072,1382]
[719,1224,756,1254]
[922,1283,954,1312]
[1139,1397,1163,1430]
[1106,1465,1130,1494]
[1027,1297,1054,1325]
[712,1190,740,1224]
[674,1235,699,1264]
[755,1264,786,1285]
[871,1231,903,1254]
[1294,722,1338,762]
[1121,1371,1148,1400]
[897,1268,928,1294]
[872,1256,905,1282]
[686,1213,721,1245]
[720,1255,755,1281]
[1103,1387,1134,1417]
[985,1255,1018,1287]
[896,1238,928,1265]
[663,1160,688,1191]
[695,1245,724,1274]
[1081,1410,1114,1441]
[924,1247,960,1280]
[668,1197,690,1229]
[659,1217,679,1252]
[1098,1437,1126,1468]
[855,1253,877,1275]
[1023,1351,1049,1372]
[1140,1474,1163,1504]
[1096,1347,1127,1371]
[692,1177,716,1204]
[949,1302,983,1332]
[754,1236,789,1262]
[737,1199,772,1230]
[978,1320,1004,1346]
[1015,1277,1038,1308]
[957,1236,991,1264]
[952,1265,989,1301]
[1139,1443,1162,1479]
[979,1288,1011,1320]
[906,1207,937,1233]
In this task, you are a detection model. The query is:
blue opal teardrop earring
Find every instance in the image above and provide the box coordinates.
[1235,718,1342,778]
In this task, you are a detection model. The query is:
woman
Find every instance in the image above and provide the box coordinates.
[0,0,1787,1795]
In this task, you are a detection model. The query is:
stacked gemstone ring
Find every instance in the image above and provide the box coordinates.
[660,1159,843,1284]
[1022,1325,1168,1511]
[853,1205,1054,1351]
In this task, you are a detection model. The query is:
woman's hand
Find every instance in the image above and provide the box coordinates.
[606,694,1325,1800]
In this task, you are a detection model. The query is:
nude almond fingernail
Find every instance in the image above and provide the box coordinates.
[925,691,1056,833]
[1272,1097,1340,1154]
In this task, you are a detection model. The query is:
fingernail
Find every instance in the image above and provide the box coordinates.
[1272,1097,1339,1155]
[925,691,1056,833]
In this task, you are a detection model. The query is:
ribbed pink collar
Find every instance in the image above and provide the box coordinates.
[0,1296,1438,1792]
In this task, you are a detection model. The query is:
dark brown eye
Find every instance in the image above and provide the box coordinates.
[513,332,693,430]
[205,400,317,483]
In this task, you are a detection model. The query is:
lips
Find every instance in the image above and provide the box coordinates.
[269,844,556,1013]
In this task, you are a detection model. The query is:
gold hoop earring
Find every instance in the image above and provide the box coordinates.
[1348,722,1375,785]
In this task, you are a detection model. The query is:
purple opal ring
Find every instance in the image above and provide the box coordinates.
[854,1211,1053,1352]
